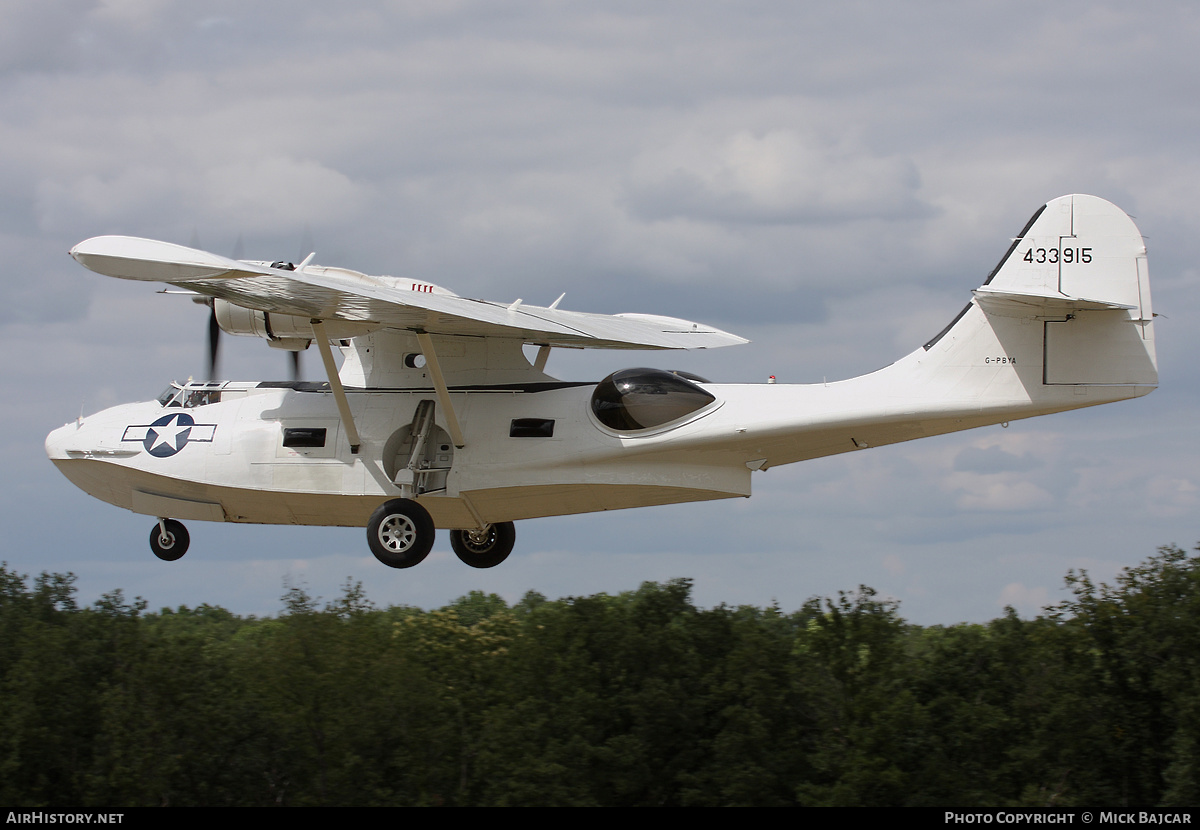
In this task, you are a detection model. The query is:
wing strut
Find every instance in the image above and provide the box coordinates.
[415,332,466,448]
[310,319,361,454]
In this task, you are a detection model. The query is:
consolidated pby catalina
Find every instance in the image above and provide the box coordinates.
[46,194,1157,569]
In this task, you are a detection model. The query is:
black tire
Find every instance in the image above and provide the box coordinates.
[150,519,189,561]
[449,521,516,569]
[366,498,435,568]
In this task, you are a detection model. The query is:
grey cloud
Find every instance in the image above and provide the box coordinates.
[623,129,932,226]
[0,0,96,75]
[953,446,1043,475]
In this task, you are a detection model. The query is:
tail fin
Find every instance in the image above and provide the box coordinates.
[930,194,1156,388]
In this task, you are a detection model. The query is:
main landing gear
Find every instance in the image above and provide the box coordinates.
[449,522,516,569]
[365,498,516,569]
[150,518,189,561]
[366,498,436,568]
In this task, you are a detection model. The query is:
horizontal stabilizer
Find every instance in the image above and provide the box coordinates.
[972,287,1135,316]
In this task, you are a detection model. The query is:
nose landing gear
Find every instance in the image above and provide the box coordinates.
[150,518,189,561]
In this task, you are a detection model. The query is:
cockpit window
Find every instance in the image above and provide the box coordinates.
[157,382,221,408]
[590,368,717,432]
[157,384,184,407]
[184,388,221,407]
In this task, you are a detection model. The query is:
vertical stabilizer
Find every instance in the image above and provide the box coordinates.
[940,195,1156,387]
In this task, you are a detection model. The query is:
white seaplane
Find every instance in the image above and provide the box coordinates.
[46,195,1157,569]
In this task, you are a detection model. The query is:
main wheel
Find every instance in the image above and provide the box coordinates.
[366,498,435,568]
[449,521,516,569]
[149,519,189,561]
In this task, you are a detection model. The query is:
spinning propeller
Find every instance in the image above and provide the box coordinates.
[188,232,306,383]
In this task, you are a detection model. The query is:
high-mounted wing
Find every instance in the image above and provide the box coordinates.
[70,236,747,350]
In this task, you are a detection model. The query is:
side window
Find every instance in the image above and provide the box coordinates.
[590,368,717,432]
[510,418,555,438]
[283,427,327,448]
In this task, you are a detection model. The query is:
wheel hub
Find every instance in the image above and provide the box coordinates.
[379,515,417,552]
[462,526,497,553]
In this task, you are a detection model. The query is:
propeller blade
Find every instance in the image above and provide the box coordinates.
[207,301,221,381]
[204,235,242,382]
[289,349,301,382]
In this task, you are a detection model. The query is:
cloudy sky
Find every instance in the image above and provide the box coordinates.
[4,1,1199,623]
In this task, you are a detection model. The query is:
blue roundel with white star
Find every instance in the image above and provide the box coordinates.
[121,412,217,458]
[144,413,196,457]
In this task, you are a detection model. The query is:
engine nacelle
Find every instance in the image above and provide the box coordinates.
[214,300,379,350]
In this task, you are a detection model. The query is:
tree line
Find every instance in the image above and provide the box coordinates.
[1,544,1198,807]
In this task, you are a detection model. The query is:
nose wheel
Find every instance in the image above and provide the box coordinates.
[449,521,516,569]
[366,498,435,568]
[149,518,189,561]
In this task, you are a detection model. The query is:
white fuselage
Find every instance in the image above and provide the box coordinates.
[45,318,1152,532]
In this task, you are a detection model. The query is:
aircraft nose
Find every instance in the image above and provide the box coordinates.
[45,421,80,460]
